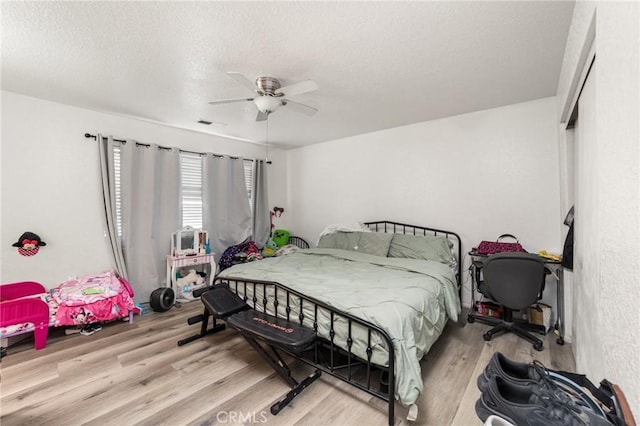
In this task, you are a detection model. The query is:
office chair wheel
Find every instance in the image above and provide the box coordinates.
[533,341,543,351]
[483,332,492,341]
[556,336,565,345]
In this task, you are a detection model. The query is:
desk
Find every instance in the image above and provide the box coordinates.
[469,252,565,345]
[166,254,216,296]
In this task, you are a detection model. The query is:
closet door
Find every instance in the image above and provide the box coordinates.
[573,62,598,368]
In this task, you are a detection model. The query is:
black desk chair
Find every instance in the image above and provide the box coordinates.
[468,253,546,351]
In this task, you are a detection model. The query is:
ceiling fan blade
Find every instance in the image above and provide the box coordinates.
[208,97,253,106]
[282,99,318,116]
[275,80,318,97]
[256,110,269,122]
[227,72,257,91]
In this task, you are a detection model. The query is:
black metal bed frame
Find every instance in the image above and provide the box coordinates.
[192,221,462,425]
[364,221,463,298]
[214,277,397,424]
[287,235,310,249]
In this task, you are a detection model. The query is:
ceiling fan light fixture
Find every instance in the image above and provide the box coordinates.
[209,73,318,122]
[253,95,282,114]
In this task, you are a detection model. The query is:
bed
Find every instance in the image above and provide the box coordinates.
[215,221,462,424]
[0,271,136,351]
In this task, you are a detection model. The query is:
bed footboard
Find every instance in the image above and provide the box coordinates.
[214,276,396,425]
[0,296,50,350]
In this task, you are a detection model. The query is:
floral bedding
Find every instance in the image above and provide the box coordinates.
[0,271,135,339]
[50,271,135,325]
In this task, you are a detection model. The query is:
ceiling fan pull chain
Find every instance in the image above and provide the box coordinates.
[265,117,270,163]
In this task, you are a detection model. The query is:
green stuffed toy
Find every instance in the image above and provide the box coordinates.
[262,238,278,257]
[272,229,290,247]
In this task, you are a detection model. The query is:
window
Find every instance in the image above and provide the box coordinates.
[113,145,122,237]
[244,159,254,209]
[180,156,253,228]
[113,147,254,233]
[180,153,203,229]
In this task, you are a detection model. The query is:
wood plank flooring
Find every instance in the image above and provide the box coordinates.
[0,302,575,425]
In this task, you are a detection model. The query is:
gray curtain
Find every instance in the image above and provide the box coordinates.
[119,142,180,303]
[252,160,270,247]
[98,134,128,279]
[202,155,251,259]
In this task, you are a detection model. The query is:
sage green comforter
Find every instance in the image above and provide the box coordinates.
[217,248,461,406]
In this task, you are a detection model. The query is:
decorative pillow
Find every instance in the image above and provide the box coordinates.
[388,234,454,264]
[317,232,362,251]
[357,232,393,257]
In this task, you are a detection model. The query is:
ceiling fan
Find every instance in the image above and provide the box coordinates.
[209,72,319,121]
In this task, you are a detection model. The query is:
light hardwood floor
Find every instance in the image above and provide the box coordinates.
[0,302,574,425]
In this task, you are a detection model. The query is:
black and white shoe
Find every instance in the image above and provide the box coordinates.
[478,352,546,392]
[476,375,613,426]
[80,323,102,336]
[478,352,607,418]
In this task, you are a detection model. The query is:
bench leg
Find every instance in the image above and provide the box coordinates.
[271,370,322,415]
[177,310,226,346]
[243,337,297,388]
[239,335,322,415]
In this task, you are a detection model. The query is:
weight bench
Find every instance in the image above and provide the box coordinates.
[178,285,321,415]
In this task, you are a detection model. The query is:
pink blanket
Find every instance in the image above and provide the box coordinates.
[0,272,135,340]
[50,271,135,326]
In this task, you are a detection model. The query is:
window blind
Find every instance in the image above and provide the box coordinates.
[244,159,254,209]
[113,145,122,237]
[181,153,203,229]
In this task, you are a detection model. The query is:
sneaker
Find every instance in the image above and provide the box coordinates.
[478,352,607,418]
[80,323,102,336]
[477,352,547,392]
[476,375,612,426]
[80,325,95,336]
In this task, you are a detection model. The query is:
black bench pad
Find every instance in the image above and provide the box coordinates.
[227,310,316,353]
[201,286,249,318]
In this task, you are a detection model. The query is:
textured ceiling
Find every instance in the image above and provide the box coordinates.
[1,1,574,148]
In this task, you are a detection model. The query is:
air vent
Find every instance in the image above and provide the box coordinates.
[197,119,212,125]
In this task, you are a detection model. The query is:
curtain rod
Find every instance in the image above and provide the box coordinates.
[84,133,271,164]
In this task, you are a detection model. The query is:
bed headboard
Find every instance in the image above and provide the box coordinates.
[364,220,463,291]
[288,235,310,249]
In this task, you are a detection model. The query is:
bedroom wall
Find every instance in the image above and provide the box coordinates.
[0,91,288,289]
[556,1,639,413]
[287,97,562,309]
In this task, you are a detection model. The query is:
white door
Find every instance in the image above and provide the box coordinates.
[572,62,599,369]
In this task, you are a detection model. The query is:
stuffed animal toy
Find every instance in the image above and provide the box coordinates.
[262,238,278,257]
[12,231,46,256]
[176,269,206,300]
[272,229,290,247]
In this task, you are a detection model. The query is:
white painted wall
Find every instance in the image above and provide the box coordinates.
[556,1,639,414]
[0,91,288,288]
[288,97,562,309]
